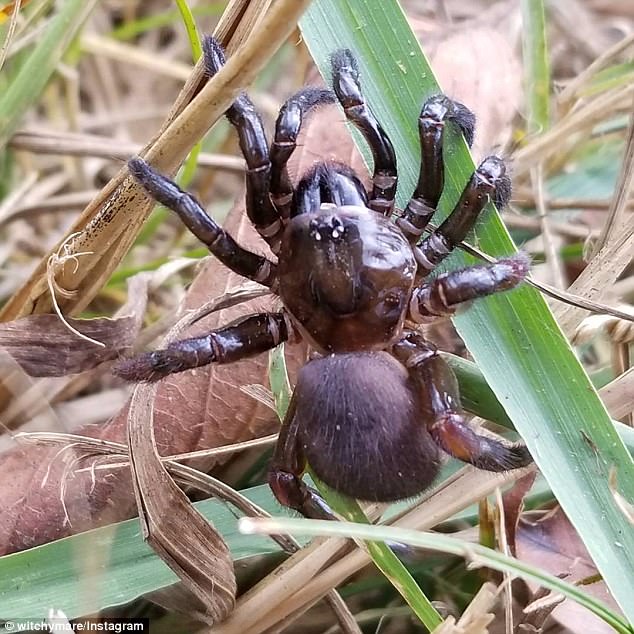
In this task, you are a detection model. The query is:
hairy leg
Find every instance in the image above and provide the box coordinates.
[393,332,531,470]
[268,394,336,520]
[129,158,277,287]
[398,95,475,243]
[409,253,529,321]
[203,36,283,250]
[331,49,398,216]
[115,312,288,382]
[270,87,336,218]
[414,155,512,277]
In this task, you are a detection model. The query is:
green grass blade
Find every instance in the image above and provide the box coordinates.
[240,517,633,634]
[521,0,551,133]
[175,0,202,62]
[268,342,292,417]
[316,482,442,630]
[0,0,99,151]
[300,0,634,621]
[0,485,290,621]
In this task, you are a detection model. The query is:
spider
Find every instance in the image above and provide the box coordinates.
[115,37,531,519]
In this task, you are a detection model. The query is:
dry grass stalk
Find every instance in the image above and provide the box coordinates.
[431,582,497,634]
[0,0,312,324]
[213,468,532,634]
[514,82,634,176]
[9,129,245,171]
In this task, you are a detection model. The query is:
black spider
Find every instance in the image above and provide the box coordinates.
[115,38,531,518]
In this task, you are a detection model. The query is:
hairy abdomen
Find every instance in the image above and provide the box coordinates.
[294,352,441,501]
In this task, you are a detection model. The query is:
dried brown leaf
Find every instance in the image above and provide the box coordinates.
[0,417,132,555]
[0,315,130,376]
[427,27,522,155]
[516,507,621,633]
[128,381,236,623]
[0,271,153,376]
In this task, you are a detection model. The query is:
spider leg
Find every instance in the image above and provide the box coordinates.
[393,332,531,471]
[202,36,283,251]
[414,155,512,277]
[331,49,397,216]
[114,312,288,382]
[409,253,529,321]
[294,163,368,216]
[270,87,336,219]
[129,159,277,288]
[398,95,475,243]
[268,393,338,520]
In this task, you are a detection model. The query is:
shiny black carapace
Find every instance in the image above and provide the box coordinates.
[116,38,530,518]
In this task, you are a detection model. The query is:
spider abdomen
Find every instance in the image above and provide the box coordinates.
[293,352,441,502]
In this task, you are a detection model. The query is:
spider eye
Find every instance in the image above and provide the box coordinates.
[308,215,346,242]
[330,217,345,239]
[384,292,401,307]
[308,219,322,241]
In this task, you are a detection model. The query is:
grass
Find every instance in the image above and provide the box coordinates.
[300,0,634,624]
[1,0,634,632]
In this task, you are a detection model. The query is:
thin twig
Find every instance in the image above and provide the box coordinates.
[531,164,566,288]
[558,31,634,106]
[591,92,634,255]
[0,0,22,71]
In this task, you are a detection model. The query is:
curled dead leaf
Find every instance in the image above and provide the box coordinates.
[501,471,538,556]
[0,271,156,376]
[128,381,236,623]
[0,315,129,376]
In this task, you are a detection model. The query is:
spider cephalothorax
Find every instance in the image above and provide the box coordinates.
[116,38,531,517]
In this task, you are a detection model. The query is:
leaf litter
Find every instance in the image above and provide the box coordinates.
[2,0,634,632]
